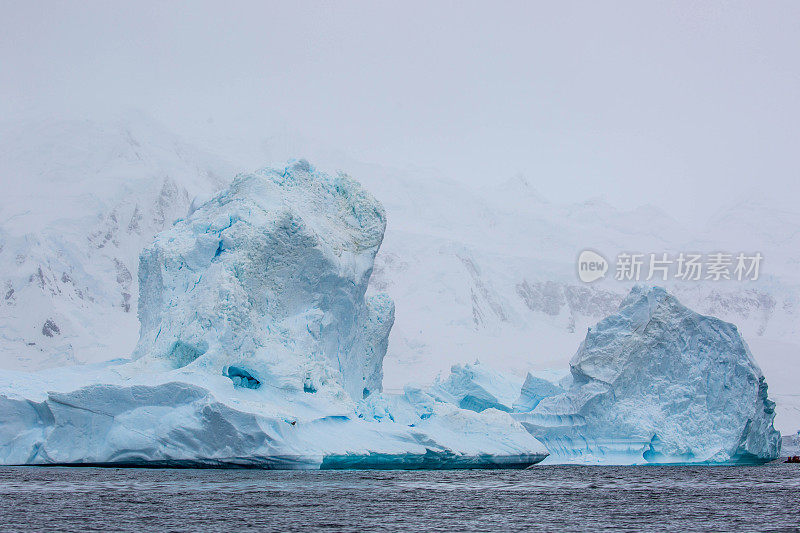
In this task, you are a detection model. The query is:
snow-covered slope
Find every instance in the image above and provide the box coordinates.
[0,115,231,369]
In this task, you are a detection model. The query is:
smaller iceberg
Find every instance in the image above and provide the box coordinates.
[430,362,524,413]
[513,373,564,412]
[514,286,781,464]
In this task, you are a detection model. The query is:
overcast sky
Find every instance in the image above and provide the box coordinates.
[2,1,798,222]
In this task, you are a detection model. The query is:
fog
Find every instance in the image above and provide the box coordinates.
[2,1,799,223]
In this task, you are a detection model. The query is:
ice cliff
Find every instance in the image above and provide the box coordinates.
[0,161,547,468]
[513,286,781,464]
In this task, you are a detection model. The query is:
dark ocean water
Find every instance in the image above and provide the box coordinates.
[1,463,799,532]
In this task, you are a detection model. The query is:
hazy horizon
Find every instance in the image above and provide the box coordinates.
[3,2,799,224]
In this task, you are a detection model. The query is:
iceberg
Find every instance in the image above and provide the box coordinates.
[430,362,524,413]
[0,161,547,468]
[429,363,566,415]
[514,285,781,464]
[133,158,393,402]
[513,373,565,412]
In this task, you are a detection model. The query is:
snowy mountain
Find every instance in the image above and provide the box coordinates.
[1,115,798,433]
[0,115,232,369]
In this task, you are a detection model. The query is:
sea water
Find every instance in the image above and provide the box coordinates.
[1,464,798,532]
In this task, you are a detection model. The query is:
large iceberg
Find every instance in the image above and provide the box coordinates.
[0,161,547,468]
[133,158,393,401]
[514,286,781,464]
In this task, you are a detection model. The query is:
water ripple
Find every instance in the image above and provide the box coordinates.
[1,464,799,532]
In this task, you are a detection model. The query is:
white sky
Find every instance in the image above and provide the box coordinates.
[2,1,799,223]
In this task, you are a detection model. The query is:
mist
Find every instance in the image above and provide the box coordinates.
[2,1,799,223]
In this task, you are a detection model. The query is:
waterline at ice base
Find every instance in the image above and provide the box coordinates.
[0,163,779,467]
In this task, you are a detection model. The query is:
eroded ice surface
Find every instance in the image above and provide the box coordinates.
[0,162,547,468]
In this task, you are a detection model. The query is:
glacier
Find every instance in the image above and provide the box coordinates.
[513,285,781,464]
[0,161,548,468]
